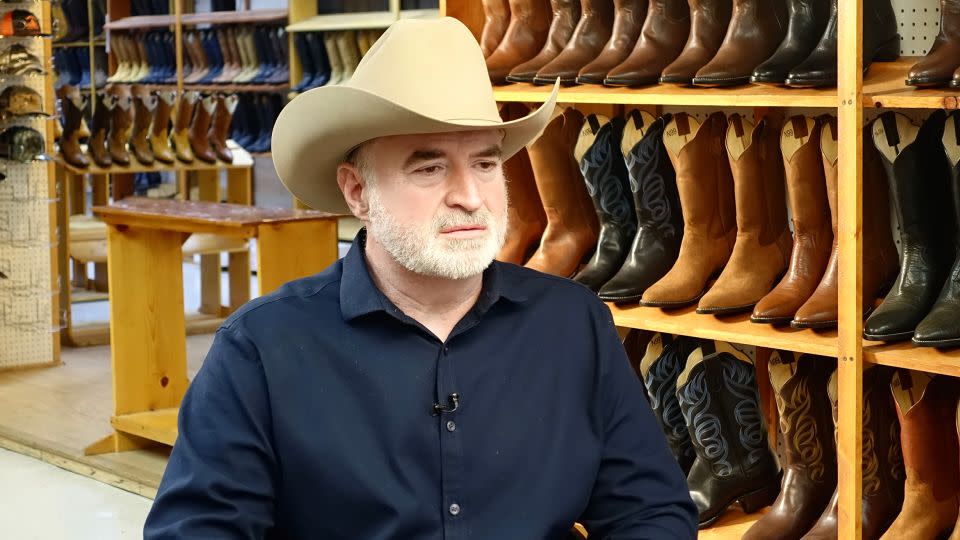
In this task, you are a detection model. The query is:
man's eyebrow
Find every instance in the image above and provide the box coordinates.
[403,149,446,168]
[470,145,503,159]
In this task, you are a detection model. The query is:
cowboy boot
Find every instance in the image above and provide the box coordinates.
[324,32,345,85]
[622,328,654,380]
[208,94,237,164]
[106,86,133,166]
[524,108,600,276]
[130,86,156,165]
[677,345,781,528]
[659,0,732,84]
[793,121,898,328]
[485,0,552,84]
[480,0,511,58]
[149,90,176,165]
[949,402,960,540]
[880,372,960,540]
[496,103,547,264]
[637,333,698,474]
[571,115,637,292]
[172,91,198,163]
[914,111,960,346]
[698,115,792,314]
[56,85,89,168]
[576,0,648,84]
[642,112,736,308]
[533,0,615,85]
[692,0,787,86]
[337,30,361,82]
[801,366,904,540]
[750,0,831,85]
[599,111,683,303]
[190,94,218,164]
[864,111,956,342]
[603,0,691,87]
[743,352,836,540]
[752,116,832,324]
[506,0,581,83]
[87,92,113,168]
[786,0,899,87]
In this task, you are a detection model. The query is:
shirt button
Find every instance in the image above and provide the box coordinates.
[449,503,461,516]
[446,420,457,432]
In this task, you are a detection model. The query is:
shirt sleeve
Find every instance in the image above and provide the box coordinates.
[578,304,699,540]
[144,325,277,540]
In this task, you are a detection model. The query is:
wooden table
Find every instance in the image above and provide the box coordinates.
[85,198,341,455]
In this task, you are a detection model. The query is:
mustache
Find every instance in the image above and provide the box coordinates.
[433,209,496,229]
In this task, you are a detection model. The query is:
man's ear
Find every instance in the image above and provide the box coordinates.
[336,162,370,220]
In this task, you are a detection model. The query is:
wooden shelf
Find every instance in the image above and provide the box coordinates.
[863,57,960,109]
[111,408,178,446]
[493,82,838,108]
[399,8,440,19]
[608,304,838,357]
[700,508,766,539]
[104,9,287,30]
[59,141,253,174]
[136,82,289,93]
[864,340,960,377]
[53,39,107,48]
[287,11,396,32]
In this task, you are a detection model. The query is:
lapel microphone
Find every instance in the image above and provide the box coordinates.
[432,393,460,416]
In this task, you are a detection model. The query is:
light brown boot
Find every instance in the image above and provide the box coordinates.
[642,112,736,308]
[106,85,133,166]
[324,32,345,85]
[496,102,546,264]
[56,85,89,168]
[190,94,218,164]
[880,371,960,540]
[524,107,600,276]
[150,90,176,164]
[752,115,833,324]
[208,94,238,163]
[481,0,511,58]
[337,30,362,82]
[172,91,199,163]
[184,33,209,84]
[130,85,156,165]
[697,114,792,314]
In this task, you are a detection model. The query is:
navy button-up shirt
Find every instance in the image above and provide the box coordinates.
[145,233,697,539]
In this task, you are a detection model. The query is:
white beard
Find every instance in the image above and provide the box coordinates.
[366,187,507,280]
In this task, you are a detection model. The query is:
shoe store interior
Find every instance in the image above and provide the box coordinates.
[1,0,960,537]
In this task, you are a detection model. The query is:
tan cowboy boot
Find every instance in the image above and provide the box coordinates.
[150,90,177,164]
[190,94,218,164]
[56,85,89,168]
[106,85,133,166]
[130,85,157,165]
[325,32,345,85]
[208,94,238,163]
[172,91,199,163]
[496,102,547,264]
[337,30,362,82]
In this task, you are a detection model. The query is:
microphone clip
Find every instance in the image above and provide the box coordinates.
[432,392,460,416]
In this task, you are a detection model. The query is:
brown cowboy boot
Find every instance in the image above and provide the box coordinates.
[485,0,553,84]
[496,103,547,264]
[524,107,600,276]
[172,91,198,163]
[533,0,615,85]
[106,85,133,166]
[603,0,691,86]
[743,351,836,540]
[56,85,89,168]
[130,85,156,165]
[576,0,648,84]
[189,94,218,164]
[660,0,733,84]
[697,114,791,314]
[792,121,898,328]
[642,112,736,308]
[209,94,238,163]
[87,91,113,168]
[506,0,582,83]
[880,371,960,540]
[150,90,177,165]
[480,0,511,58]
[752,115,833,324]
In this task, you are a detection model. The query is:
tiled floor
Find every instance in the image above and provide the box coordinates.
[0,448,152,539]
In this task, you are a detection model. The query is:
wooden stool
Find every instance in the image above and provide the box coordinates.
[85,197,342,455]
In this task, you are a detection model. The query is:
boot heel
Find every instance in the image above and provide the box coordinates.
[737,481,780,514]
[871,36,901,63]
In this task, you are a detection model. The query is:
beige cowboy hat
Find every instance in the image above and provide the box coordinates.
[271,16,560,213]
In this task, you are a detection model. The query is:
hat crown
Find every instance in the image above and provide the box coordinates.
[345,17,501,124]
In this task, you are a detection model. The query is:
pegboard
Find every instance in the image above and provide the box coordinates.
[893,0,943,56]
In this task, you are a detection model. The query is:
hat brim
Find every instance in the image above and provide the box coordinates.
[272,80,560,213]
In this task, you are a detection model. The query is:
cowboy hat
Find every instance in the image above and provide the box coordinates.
[271,16,560,213]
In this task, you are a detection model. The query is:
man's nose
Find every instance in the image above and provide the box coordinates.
[444,166,484,212]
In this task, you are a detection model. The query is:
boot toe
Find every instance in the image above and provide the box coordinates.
[863,307,922,342]
[749,64,789,85]
[603,66,661,87]
[785,65,837,87]
[750,298,801,324]
[505,69,537,84]
[597,277,643,304]
[906,60,954,87]
[697,290,759,315]
[791,302,838,329]
[912,311,960,347]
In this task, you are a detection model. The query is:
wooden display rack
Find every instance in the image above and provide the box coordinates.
[55,148,254,347]
[437,0,960,538]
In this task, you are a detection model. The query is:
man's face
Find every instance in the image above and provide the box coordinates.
[361,130,509,280]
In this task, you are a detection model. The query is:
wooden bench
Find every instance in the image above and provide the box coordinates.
[85,197,342,455]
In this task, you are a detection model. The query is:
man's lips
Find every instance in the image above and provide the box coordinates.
[440,225,486,234]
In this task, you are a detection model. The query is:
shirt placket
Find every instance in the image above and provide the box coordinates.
[436,340,465,539]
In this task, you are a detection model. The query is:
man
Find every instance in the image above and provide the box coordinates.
[144,17,697,540]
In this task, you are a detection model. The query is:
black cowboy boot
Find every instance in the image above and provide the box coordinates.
[750,0,831,85]
[864,110,956,342]
[572,114,637,292]
[599,111,683,304]
[913,111,960,347]
[677,345,782,528]
[638,333,699,474]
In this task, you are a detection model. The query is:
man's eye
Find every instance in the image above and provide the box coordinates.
[477,161,498,171]
[417,165,442,174]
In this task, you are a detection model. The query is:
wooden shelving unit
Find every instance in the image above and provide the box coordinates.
[138,83,290,93]
[104,8,287,30]
[286,11,397,32]
[865,341,960,377]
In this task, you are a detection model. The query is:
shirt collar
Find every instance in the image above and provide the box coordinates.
[339,229,528,322]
